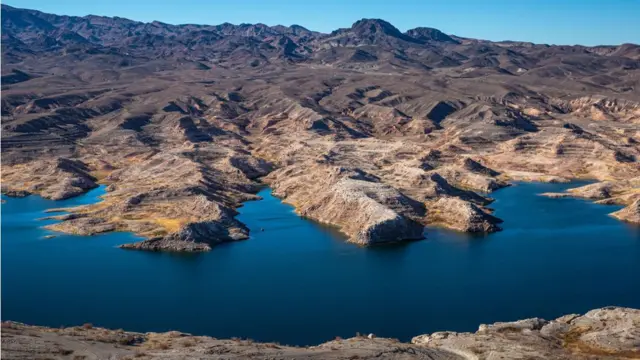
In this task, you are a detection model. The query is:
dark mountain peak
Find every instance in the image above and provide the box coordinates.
[270,24,319,40]
[351,18,403,38]
[235,23,273,37]
[405,27,459,44]
[322,18,422,46]
[290,24,309,32]
[214,22,237,33]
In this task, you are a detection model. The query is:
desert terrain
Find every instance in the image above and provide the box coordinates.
[3,307,640,359]
[2,4,639,250]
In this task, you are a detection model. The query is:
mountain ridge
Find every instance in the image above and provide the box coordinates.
[2,5,639,251]
[3,4,637,47]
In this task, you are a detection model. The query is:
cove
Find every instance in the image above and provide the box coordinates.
[2,182,639,346]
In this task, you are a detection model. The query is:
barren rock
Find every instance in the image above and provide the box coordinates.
[610,199,640,224]
[3,307,638,360]
[2,5,639,251]
[427,197,502,232]
[412,307,640,360]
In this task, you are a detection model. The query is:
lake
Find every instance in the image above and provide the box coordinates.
[2,181,639,345]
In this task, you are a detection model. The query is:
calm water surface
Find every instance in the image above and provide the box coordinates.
[2,182,639,345]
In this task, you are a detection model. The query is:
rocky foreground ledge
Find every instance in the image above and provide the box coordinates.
[3,307,639,360]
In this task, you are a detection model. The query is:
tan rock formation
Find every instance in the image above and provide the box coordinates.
[540,178,640,224]
[426,197,502,232]
[267,164,425,245]
[3,7,639,250]
[610,199,640,224]
[3,307,639,359]
[412,307,640,360]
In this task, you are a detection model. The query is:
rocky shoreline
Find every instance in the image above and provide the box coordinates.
[3,307,639,359]
[540,178,640,223]
[3,169,639,252]
[2,6,639,253]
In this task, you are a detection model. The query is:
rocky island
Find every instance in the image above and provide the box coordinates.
[2,4,639,252]
[3,307,639,359]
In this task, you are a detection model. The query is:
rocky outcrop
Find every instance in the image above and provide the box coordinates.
[412,307,640,360]
[268,164,425,245]
[460,157,500,177]
[559,96,640,123]
[45,216,116,235]
[427,197,502,232]
[427,166,508,193]
[1,158,98,200]
[610,199,640,224]
[542,181,613,200]
[3,307,639,360]
[40,176,98,200]
[120,237,213,252]
[540,179,640,223]
[0,187,30,197]
[500,170,570,184]
[120,219,249,252]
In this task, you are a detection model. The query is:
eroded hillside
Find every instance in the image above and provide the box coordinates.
[2,5,639,251]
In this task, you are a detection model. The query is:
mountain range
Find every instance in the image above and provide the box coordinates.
[2,5,639,251]
[2,4,639,76]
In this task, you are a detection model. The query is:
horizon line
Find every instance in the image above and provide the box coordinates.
[2,2,638,47]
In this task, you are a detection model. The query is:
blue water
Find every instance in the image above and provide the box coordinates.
[2,182,639,345]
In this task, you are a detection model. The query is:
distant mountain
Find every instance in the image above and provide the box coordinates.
[405,27,459,44]
[3,4,638,73]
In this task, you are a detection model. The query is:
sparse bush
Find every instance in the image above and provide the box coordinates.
[181,339,195,347]
[152,342,170,350]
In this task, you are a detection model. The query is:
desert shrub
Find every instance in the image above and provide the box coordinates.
[181,339,196,347]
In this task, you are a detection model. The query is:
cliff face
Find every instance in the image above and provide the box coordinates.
[267,165,425,245]
[2,5,639,251]
[2,307,639,359]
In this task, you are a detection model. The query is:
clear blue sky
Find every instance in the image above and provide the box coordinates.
[6,0,640,45]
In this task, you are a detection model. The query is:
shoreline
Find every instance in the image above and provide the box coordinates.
[3,175,639,252]
[3,307,639,359]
